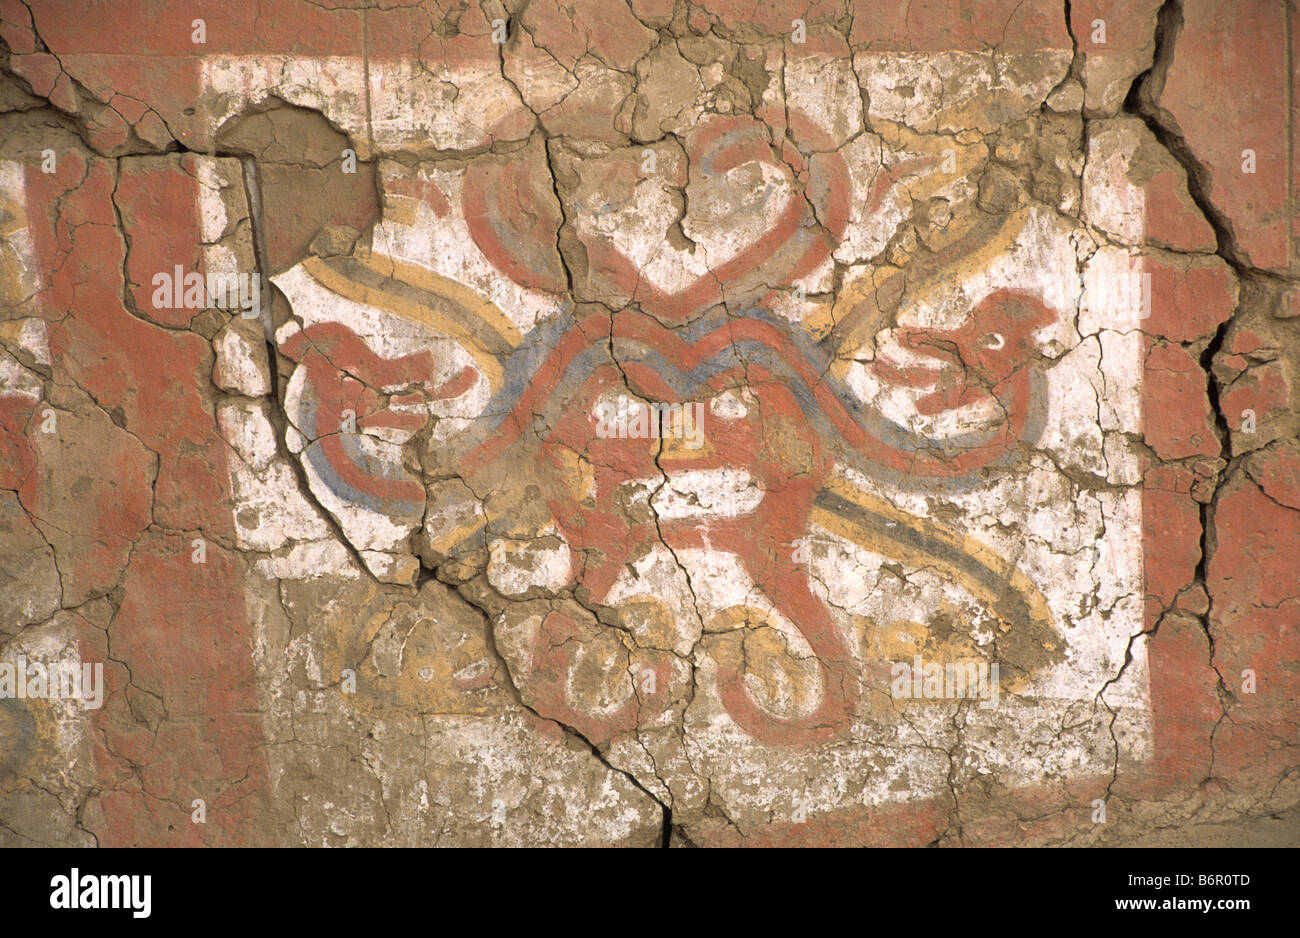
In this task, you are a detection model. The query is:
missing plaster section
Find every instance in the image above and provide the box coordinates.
[434,563,676,847]
[236,154,378,582]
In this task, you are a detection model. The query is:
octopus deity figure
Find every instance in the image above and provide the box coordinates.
[268,106,1070,752]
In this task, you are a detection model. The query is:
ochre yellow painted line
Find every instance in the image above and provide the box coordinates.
[302,254,508,389]
[813,473,1053,633]
[353,251,524,347]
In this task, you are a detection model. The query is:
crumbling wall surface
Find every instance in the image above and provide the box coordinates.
[0,0,1296,847]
